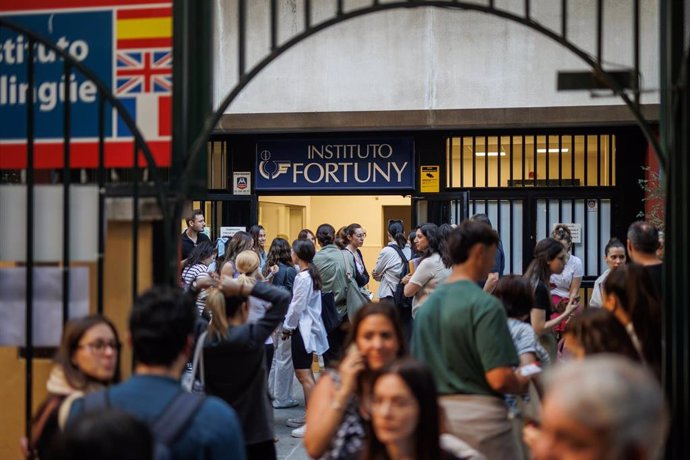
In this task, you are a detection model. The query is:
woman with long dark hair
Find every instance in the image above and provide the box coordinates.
[22,316,121,460]
[219,231,254,278]
[401,223,451,318]
[249,224,268,273]
[523,238,578,360]
[281,239,329,437]
[180,241,216,316]
[562,308,640,362]
[602,264,662,379]
[304,302,407,460]
[366,359,483,460]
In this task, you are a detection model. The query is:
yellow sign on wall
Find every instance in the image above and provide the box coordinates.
[420,165,440,193]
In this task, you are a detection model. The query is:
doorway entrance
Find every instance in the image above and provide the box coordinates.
[258,195,411,297]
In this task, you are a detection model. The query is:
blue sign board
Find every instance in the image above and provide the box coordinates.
[255,138,415,191]
[0,11,113,139]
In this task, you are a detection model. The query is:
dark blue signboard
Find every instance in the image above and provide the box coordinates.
[0,11,113,139]
[255,138,415,191]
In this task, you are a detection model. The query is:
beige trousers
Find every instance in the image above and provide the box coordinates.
[440,394,521,460]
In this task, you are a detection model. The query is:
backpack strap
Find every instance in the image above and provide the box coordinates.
[150,391,205,446]
[389,244,409,276]
[82,389,110,413]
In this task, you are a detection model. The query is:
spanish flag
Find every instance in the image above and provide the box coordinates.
[116,7,172,49]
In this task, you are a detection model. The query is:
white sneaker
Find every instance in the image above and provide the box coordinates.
[291,424,307,438]
[286,415,306,427]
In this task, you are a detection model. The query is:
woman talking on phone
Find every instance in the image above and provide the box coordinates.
[304,303,407,460]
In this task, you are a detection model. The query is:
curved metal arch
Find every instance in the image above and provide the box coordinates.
[181,0,664,190]
[0,18,170,219]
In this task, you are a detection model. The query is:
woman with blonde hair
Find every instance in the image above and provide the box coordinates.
[202,276,290,460]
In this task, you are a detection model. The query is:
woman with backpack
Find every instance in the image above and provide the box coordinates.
[373,219,413,341]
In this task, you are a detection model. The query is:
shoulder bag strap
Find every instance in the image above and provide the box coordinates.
[151,391,205,446]
[190,331,207,387]
[340,249,354,281]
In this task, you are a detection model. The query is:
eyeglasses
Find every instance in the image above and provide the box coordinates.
[78,340,121,354]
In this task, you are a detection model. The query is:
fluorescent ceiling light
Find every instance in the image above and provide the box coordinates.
[474,151,506,157]
[537,148,569,153]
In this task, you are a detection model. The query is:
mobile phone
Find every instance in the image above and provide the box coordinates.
[519,363,542,377]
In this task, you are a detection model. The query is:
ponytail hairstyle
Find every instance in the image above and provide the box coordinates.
[335,226,348,250]
[219,231,253,275]
[292,239,322,291]
[235,250,262,285]
[604,237,625,256]
[387,220,407,249]
[205,289,230,340]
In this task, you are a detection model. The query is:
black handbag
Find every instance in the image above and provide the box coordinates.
[390,245,413,310]
[320,291,341,333]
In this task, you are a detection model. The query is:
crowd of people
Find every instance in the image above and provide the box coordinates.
[23,210,668,460]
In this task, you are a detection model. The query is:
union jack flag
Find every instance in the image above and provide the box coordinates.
[116,50,172,95]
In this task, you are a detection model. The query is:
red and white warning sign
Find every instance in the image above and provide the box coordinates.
[233,171,250,195]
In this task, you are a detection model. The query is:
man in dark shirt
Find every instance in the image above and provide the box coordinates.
[181,209,210,260]
[627,221,663,299]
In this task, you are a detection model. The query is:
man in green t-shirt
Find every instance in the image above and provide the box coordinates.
[412,220,528,460]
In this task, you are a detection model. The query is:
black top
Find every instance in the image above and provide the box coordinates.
[202,282,290,445]
[180,230,210,260]
[644,263,663,300]
[532,280,553,319]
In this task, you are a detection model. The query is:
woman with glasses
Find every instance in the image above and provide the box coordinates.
[22,316,121,460]
[344,223,370,289]
[523,238,579,360]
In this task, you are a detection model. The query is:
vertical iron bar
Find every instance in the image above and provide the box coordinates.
[62,61,72,327]
[270,0,278,50]
[238,0,246,78]
[525,0,530,20]
[596,0,603,65]
[509,199,514,273]
[460,137,464,187]
[497,135,502,187]
[583,199,589,274]
[571,134,575,185]
[608,134,613,186]
[132,142,139,301]
[532,135,537,186]
[509,136,514,187]
[545,135,550,184]
[584,135,589,186]
[24,36,36,448]
[447,138,453,188]
[597,134,602,186]
[304,0,311,29]
[472,136,476,188]
[561,0,567,38]
[558,134,563,186]
[633,0,640,107]
[597,198,602,274]
[496,200,502,243]
[337,0,344,16]
[521,135,526,187]
[484,135,488,188]
[97,95,106,315]
[545,199,550,237]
